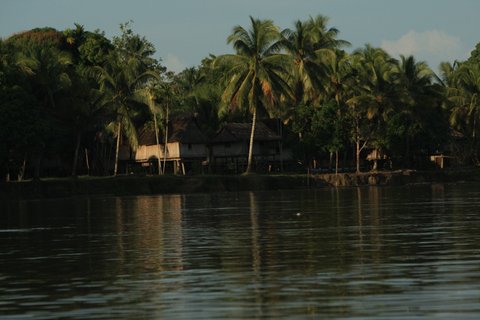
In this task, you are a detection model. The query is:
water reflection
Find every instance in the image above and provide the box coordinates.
[1,184,480,318]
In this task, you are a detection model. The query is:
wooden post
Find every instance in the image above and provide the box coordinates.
[85,148,90,175]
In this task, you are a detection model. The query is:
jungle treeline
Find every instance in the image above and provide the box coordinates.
[1,16,480,180]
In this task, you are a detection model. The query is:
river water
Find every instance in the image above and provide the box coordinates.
[1,183,480,319]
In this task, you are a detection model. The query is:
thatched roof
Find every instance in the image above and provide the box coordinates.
[212,122,281,143]
[138,118,207,145]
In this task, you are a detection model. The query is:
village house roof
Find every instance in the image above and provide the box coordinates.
[138,118,207,146]
[212,122,281,143]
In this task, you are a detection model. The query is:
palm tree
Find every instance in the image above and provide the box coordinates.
[177,67,205,108]
[136,79,163,174]
[16,45,72,178]
[281,15,350,111]
[16,45,72,110]
[394,55,443,166]
[281,19,323,105]
[322,50,354,173]
[95,51,157,176]
[68,67,107,176]
[448,63,480,163]
[215,17,292,174]
[347,45,402,171]
[156,81,181,174]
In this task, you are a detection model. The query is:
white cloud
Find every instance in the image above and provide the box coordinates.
[381,30,468,69]
[163,53,187,73]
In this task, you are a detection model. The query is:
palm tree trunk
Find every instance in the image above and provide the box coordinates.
[153,113,162,175]
[114,121,121,176]
[278,118,284,172]
[245,107,257,174]
[85,148,90,175]
[162,104,169,175]
[72,132,82,176]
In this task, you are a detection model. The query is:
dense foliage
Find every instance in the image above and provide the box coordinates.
[0,16,479,180]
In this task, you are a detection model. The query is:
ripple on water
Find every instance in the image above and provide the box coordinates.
[1,186,480,319]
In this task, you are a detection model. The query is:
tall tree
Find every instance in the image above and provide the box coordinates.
[67,68,108,176]
[95,51,156,176]
[135,78,166,175]
[388,55,446,167]
[215,17,292,174]
[16,44,72,110]
[448,63,480,163]
[281,15,349,115]
[15,43,73,178]
[176,66,205,108]
[95,23,159,176]
[322,50,354,173]
[347,45,402,171]
[113,21,158,72]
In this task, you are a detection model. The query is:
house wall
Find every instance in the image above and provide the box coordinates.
[123,142,207,162]
[165,142,180,159]
[212,142,247,158]
[212,141,280,158]
[179,143,208,159]
[120,140,287,163]
[134,144,164,161]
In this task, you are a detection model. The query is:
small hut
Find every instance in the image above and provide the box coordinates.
[366,149,389,171]
[429,154,454,169]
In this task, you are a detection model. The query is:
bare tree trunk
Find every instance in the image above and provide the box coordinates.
[335,150,339,175]
[18,157,26,181]
[355,118,361,173]
[72,132,82,176]
[354,119,368,174]
[245,107,257,174]
[356,139,361,173]
[5,163,10,182]
[114,122,121,176]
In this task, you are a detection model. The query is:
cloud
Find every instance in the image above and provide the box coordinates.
[381,30,468,69]
[163,53,187,73]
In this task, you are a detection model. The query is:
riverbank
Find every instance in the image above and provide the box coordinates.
[0,174,311,200]
[314,168,480,187]
[1,168,479,200]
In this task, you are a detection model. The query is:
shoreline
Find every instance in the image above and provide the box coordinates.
[314,168,480,187]
[1,168,479,200]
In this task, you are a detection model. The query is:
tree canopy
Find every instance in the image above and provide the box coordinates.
[1,17,479,179]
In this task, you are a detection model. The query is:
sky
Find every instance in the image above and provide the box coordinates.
[2,0,480,73]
